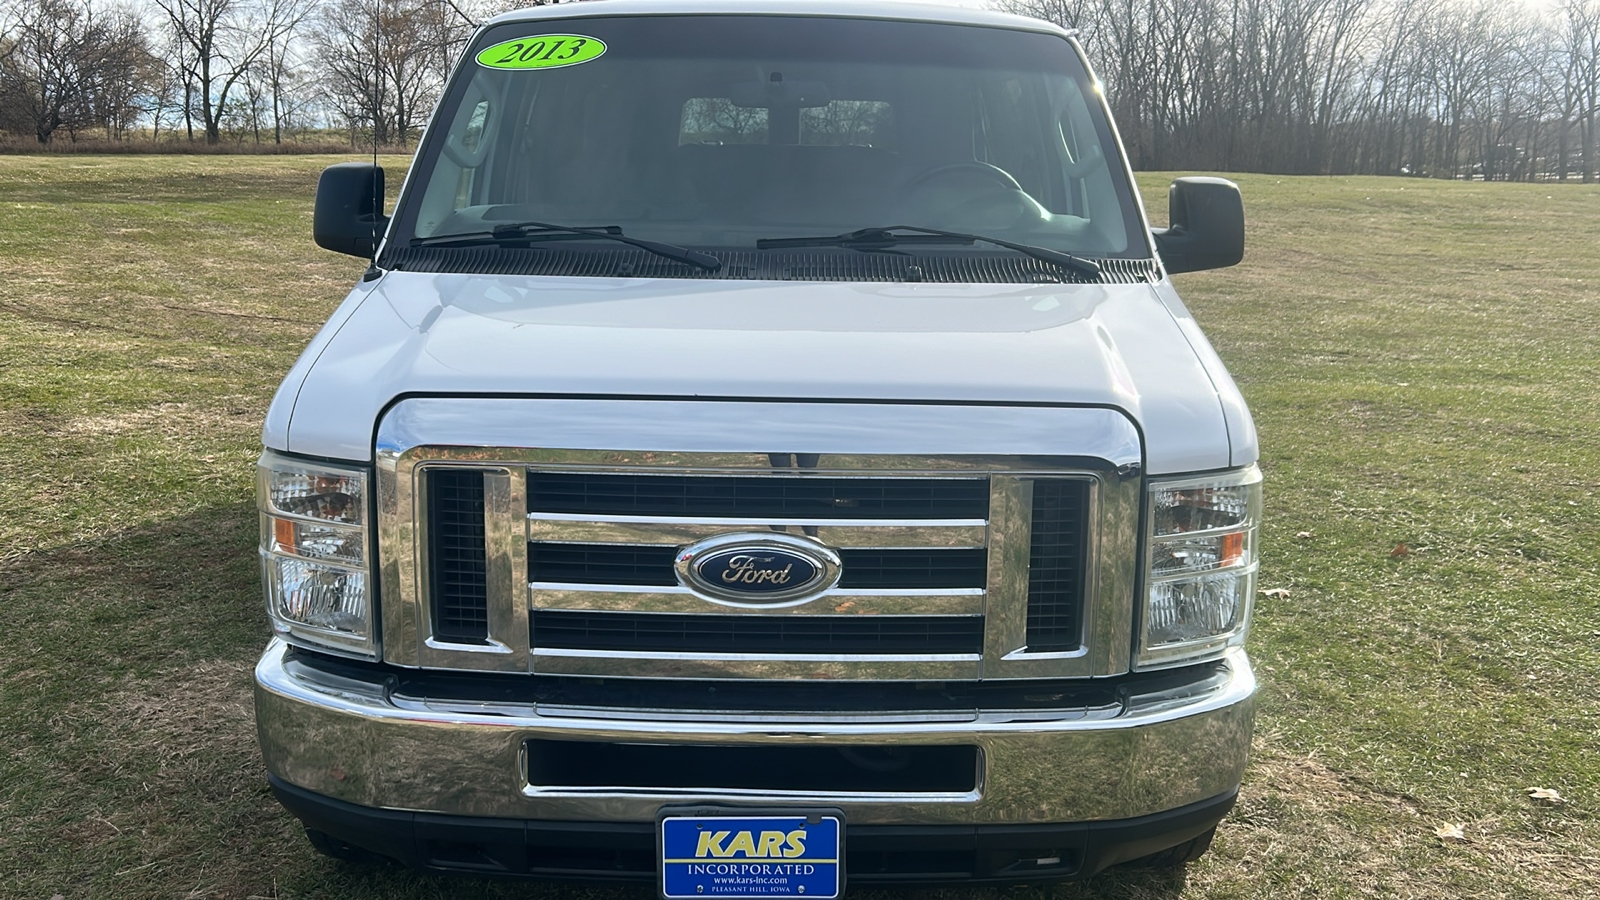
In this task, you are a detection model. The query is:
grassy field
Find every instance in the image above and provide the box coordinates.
[0,155,1596,899]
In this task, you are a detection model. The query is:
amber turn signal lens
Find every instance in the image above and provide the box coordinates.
[1220,532,1244,566]
[274,516,296,551]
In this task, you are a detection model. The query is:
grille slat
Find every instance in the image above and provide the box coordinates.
[840,548,986,589]
[530,544,673,586]
[528,544,986,590]
[1024,480,1090,652]
[532,611,983,654]
[529,473,987,519]
[429,470,489,642]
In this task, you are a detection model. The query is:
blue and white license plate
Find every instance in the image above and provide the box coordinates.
[660,811,843,899]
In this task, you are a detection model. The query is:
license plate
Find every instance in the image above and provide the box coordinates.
[659,810,843,899]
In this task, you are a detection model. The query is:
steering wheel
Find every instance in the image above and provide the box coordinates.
[904,161,1044,231]
[906,161,1024,191]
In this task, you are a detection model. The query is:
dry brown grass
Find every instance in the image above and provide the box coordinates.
[1204,751,1600,899]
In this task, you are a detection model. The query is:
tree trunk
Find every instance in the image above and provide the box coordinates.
[1558,118,1570,181]
[1584,112,1594,182]
[201,51,220,145]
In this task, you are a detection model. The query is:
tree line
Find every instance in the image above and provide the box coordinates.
[1004,0,1600,180]
[0,0,543,148]
[2,0,1596,181]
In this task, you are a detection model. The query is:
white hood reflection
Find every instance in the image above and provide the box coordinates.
[273,272,1237,473]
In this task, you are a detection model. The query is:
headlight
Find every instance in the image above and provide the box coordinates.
[258,451,375,658]
[1137,465,1261,670]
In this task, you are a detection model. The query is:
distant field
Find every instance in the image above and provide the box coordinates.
[0,156,1596,899]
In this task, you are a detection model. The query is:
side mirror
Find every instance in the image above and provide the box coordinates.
[1151,176,1244,275]
[314,162,388,258]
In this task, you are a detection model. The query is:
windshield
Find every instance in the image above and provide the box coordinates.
[390,15,1148,273]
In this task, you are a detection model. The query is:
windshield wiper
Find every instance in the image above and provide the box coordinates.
[412,222,721,272]
[757,226,1101,279]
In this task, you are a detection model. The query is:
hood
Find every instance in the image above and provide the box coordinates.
[266,272,1249,473]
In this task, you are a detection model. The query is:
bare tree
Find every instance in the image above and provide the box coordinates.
[155,0,307,144]
[998,0,1599,180]
[1,0,1587,176]
[311,0,393,145]
[310,0,496,148]
[0,0,154,143]
[260,10,310,143]
[83,6,160,140]
[2,0,94,142]
[146,49,186,142]
[1551,0,1600,180]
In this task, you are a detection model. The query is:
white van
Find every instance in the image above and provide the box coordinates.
[255,0,1258,889]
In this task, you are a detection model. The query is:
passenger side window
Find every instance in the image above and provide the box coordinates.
[455,100,491,208]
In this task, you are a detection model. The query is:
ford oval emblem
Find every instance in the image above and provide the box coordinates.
[675,533,842,607]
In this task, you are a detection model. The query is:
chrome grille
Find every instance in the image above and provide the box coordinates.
[375,397,1145,679]
[526,471,993,665]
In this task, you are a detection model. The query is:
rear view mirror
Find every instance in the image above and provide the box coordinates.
[728,78,832,109]
[1151,177,1244,274]
[314,163,388,258]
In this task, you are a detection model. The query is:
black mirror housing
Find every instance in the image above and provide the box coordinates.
[1151,176,1244,275]
[314,162,388,258]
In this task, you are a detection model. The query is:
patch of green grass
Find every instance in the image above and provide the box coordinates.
[0,158,1596,898]
[1131,172,1600,897]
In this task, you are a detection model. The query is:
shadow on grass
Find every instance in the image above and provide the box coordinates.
[0,501,264,671]
[0,502,1190,900]
[267,856,1189,900]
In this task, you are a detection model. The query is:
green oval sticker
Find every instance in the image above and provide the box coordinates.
[476,35,606,70]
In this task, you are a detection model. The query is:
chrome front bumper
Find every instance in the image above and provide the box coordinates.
[255,639,1255,826]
